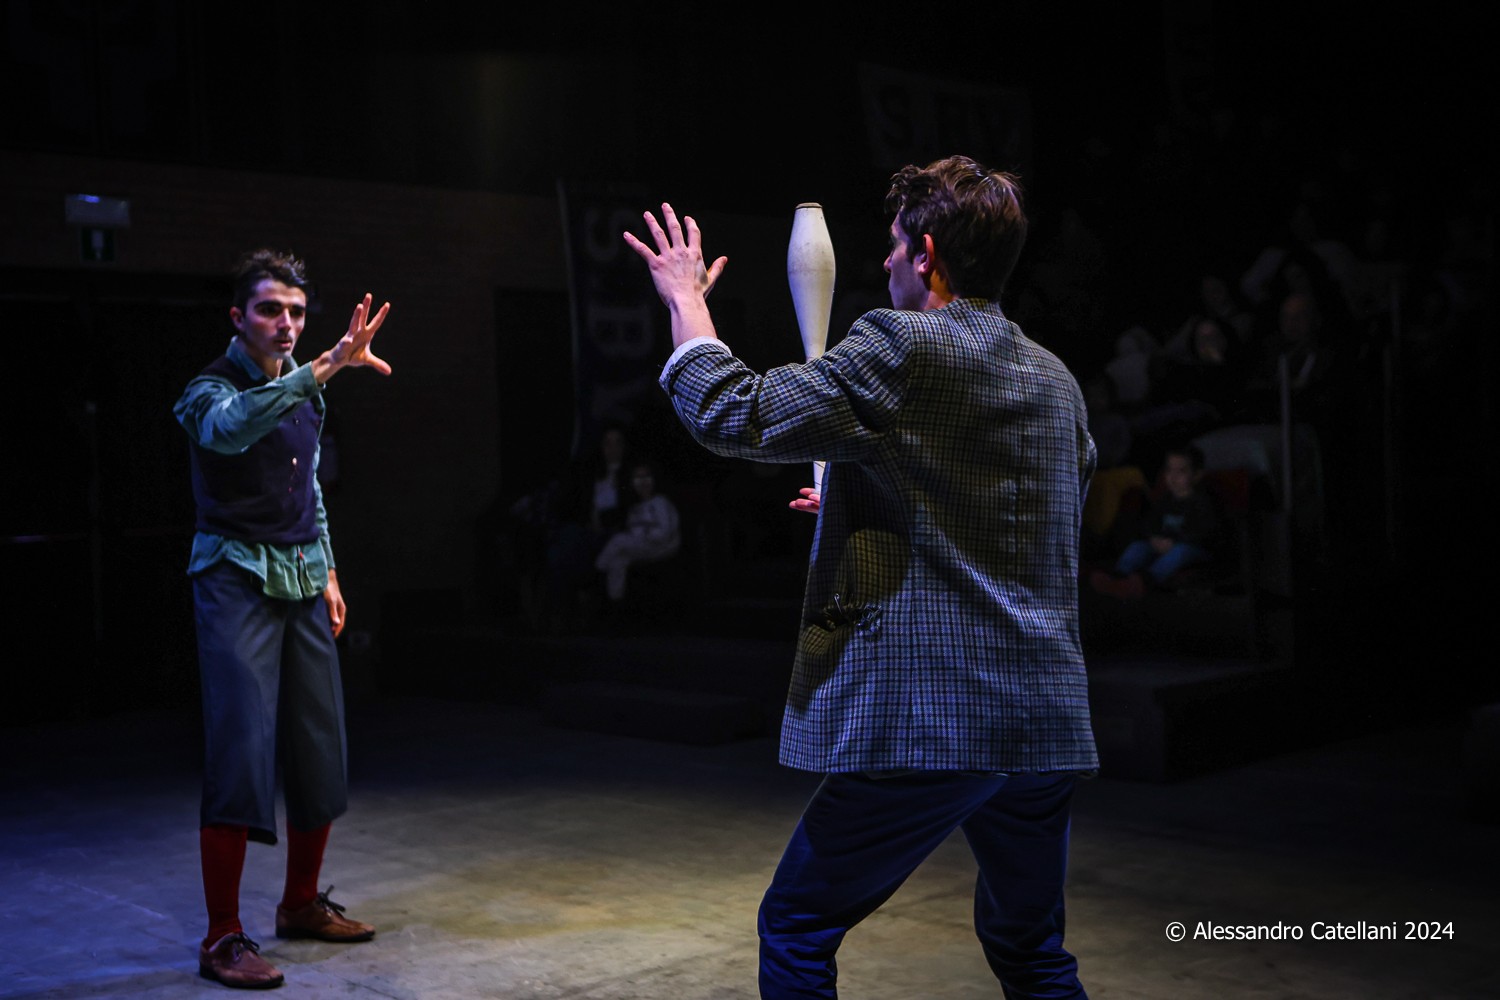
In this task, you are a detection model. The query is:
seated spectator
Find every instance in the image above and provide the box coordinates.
[594,462,680,603]
[1271,292,1332,388]
[1103,325,1156,407]
[530,424,635,629]
[1090,445,1220,599]
[1163,274,1254,356]
[1248,291,1345,426]
[1150,317,1246,423]
[1240,201,1357,314]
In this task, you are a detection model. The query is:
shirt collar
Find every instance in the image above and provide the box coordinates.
[225,337,301,383]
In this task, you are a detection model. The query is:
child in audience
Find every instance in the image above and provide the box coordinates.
[1091,445,1219,598]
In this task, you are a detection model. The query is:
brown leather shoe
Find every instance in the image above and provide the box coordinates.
[198,931,284,990]
[275,885,376,942]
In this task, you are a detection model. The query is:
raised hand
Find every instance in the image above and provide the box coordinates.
[623,203,728,308]
[328,294,393,375]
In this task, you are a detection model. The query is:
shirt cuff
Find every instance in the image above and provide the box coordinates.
[664,336,729,372]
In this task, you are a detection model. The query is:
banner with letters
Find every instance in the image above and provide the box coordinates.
[859,65,1033,180]
[557,178,663,461]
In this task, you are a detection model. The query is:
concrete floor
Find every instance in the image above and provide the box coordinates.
[2,696,1496,1000]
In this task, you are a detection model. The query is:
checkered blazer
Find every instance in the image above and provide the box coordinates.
[660,299,1098,774]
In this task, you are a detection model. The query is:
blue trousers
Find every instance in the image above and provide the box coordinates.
[758,771,1087,999]
[1114,539,1210,584]
[193,562,348,845]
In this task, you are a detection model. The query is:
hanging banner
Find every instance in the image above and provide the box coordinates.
[557,178,663,460]
[859,64,1033,180]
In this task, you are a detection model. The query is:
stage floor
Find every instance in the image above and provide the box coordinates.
[2,696,1495,999]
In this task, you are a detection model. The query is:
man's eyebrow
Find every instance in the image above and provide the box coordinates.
[251,301,306,317]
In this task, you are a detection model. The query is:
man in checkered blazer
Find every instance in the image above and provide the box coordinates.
[626,155,1096,999]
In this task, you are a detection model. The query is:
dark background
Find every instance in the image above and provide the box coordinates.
[0,1,1491,724]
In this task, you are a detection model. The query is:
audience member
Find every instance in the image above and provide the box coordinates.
[1151,316,1245,424]
[1163,274,1254,354]
[1103,325,1156,408]
[594,462,680,603]
[1241,201,1357,312]
[531,425,636,628]
[1090,445,1220,599]
[1250,291,1343,425]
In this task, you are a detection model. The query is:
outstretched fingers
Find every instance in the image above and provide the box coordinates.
[625,203,703,256]
[347,295,391,340]
[333,294,394,374]
[623,204,728,299]
[684,213,708,250]
[661,202,685,244]
[364,299,391,335]
[361,348,393,376]
[348,295,371,338]
[705,254,729,293]
[642,209,672,250]
[623,230,654,262]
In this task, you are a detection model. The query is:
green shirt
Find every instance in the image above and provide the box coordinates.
[174,339,334,600]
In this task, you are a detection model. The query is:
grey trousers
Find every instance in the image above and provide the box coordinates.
[193,562,348,844]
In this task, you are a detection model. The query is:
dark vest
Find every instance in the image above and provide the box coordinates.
[188,354,323,545]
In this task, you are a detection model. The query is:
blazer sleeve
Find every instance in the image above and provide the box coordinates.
[659,310,914,464]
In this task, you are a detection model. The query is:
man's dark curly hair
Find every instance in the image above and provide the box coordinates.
[885,155,1027,300]
[231,248,309,312]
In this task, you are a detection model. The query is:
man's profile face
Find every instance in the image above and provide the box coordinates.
[884,218,927,311]
[231,279,307,374]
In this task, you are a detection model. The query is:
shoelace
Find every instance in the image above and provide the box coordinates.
[314,885,348,915]
[227,932,263,954]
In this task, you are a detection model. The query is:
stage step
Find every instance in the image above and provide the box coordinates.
[1088,657,1303,781]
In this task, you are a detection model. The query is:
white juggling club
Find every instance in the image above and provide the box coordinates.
[788,202,836,493]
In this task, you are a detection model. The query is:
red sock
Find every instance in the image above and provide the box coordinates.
[279,822,331,912]
[200,824,248,945]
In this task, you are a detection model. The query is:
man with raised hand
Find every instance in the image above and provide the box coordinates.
[175,249,390,989]
[626,157,1096,999]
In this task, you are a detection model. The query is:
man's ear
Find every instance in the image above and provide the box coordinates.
[229,306,244,332]
[916,234,937,275]
[920,234,955,300]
